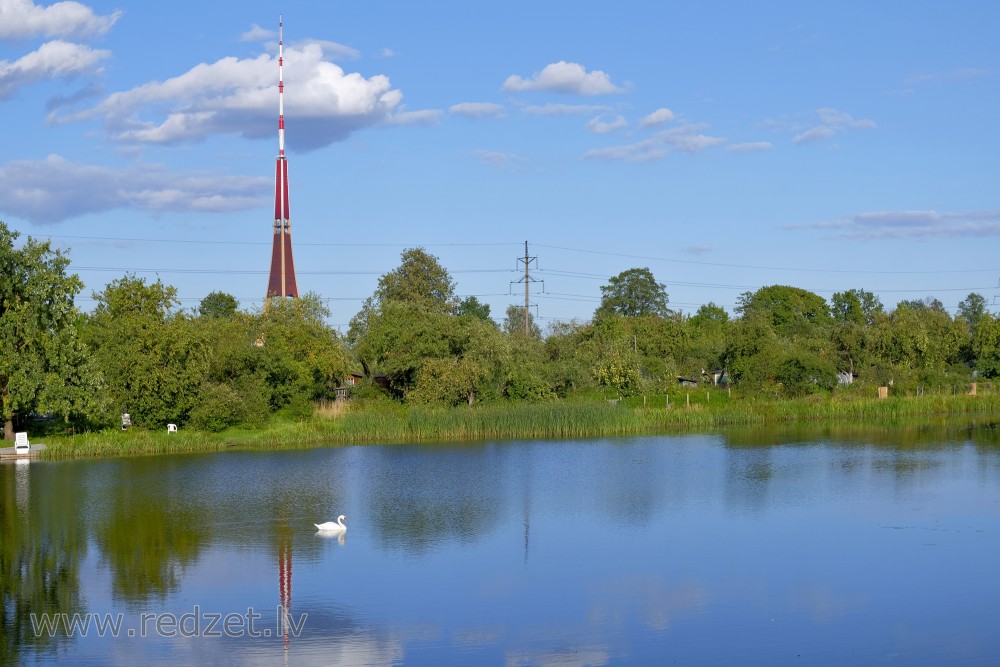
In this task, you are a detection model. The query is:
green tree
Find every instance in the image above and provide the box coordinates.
[595,267,670,318]
[0,223,103,439]
[723,311,783,391]
[543,320,599,396]
[775,351,838,397]
[685,303,730,374]
[349,247,457,347]
[372,247,456,312]
[895,297,947,313]
[831,288,883,326]
[198,291,239,319]
[83,275,211,427]
[409,317,548,405]
[870,301,966,389]
[251,293,350,410]
[352,301,454,396]
[957,292,988,337]
[736,285,831,330]
[973,313,1000,378]
[503,304,541,338]
[456,296,493,322]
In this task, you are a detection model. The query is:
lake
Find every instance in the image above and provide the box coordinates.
[3,422,999,665]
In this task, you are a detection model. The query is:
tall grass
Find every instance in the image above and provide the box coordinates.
[37,391,1000,459]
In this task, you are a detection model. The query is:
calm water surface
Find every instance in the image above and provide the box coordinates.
[3,424,1000,665]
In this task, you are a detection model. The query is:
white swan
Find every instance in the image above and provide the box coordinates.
[314,515,347,533]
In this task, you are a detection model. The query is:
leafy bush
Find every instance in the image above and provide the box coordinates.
[775,352,837,397]
[188,383,248,432]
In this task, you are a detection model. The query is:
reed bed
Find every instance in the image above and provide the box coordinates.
[36,391,1000,459]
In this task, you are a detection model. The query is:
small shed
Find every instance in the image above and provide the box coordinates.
[677,376,699,388]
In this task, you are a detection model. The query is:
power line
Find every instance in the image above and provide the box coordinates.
[534,243,1000,275]
[44,234,520,248]
[43,234,997,276]
[70,266,514,276]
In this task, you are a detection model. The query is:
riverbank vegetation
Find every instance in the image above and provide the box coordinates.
[36,391,1000,458]
[4,220,1000,456]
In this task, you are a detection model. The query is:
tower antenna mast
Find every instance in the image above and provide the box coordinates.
[266,15,299,299]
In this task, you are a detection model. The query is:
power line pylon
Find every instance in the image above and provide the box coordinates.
[510,241,542,335]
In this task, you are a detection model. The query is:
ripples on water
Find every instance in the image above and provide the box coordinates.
[2,423,999,665]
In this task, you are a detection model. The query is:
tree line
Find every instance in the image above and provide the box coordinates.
[3,221,998,438]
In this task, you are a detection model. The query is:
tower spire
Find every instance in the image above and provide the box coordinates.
[267,14,299,299]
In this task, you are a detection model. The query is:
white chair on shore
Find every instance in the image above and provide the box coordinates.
[167,424,178,433]
[14,432,31,455]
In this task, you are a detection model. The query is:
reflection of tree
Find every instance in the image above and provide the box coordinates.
[365,445,503,553]
[723,444,773,513]
[0,463,87,663]
[96,494,208,604]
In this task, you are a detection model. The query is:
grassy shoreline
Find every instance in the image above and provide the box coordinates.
[28,391,1000,459]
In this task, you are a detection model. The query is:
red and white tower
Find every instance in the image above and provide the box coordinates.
[266,16,299,299]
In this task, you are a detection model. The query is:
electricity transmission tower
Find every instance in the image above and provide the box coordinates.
[510,241,543,335]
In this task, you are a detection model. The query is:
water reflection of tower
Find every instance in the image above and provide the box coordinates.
[522,447,532,563]
[278,535,292,650]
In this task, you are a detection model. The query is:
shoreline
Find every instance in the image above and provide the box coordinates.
[24,392,1000,460]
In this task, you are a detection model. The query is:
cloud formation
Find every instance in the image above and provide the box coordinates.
[502,61,624,96]
[586,115,627,134]
[727,141,773,153]
[55,43,410,151]
[0,0,121,39]
[582,125,724,162]
[519,102,612,116]
[449,102,506,119]
[0,154,268,224]
[0,39,109,98]
[471,149,528,171]
[793,107,875,145]
[239,24,274,42]
[638,107,674,129]
[783,209,1000,239]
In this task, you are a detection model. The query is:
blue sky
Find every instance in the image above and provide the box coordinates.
[1,0,998,329]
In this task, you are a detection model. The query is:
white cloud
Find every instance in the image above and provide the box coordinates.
[306,39,360,61]
[471,149,528,171]
[449,102,505,119]
[55,43,414,151]
[792,126,835,144]
[0,154,268,224]
[0,0,121,39]
[519,102,612,116]
[586,114,627,134]
[502,61,624,96]
[583,125,723,163]
[726,141,773,153]
[0,39,109,98]
[240,23,274,42]
[782,209,1000,239]
[385,108,441,126]
[793,107,875,145]
[239,24,360,59]
[638,107,674,129]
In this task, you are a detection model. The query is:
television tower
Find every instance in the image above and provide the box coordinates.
[266,16,299,299]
